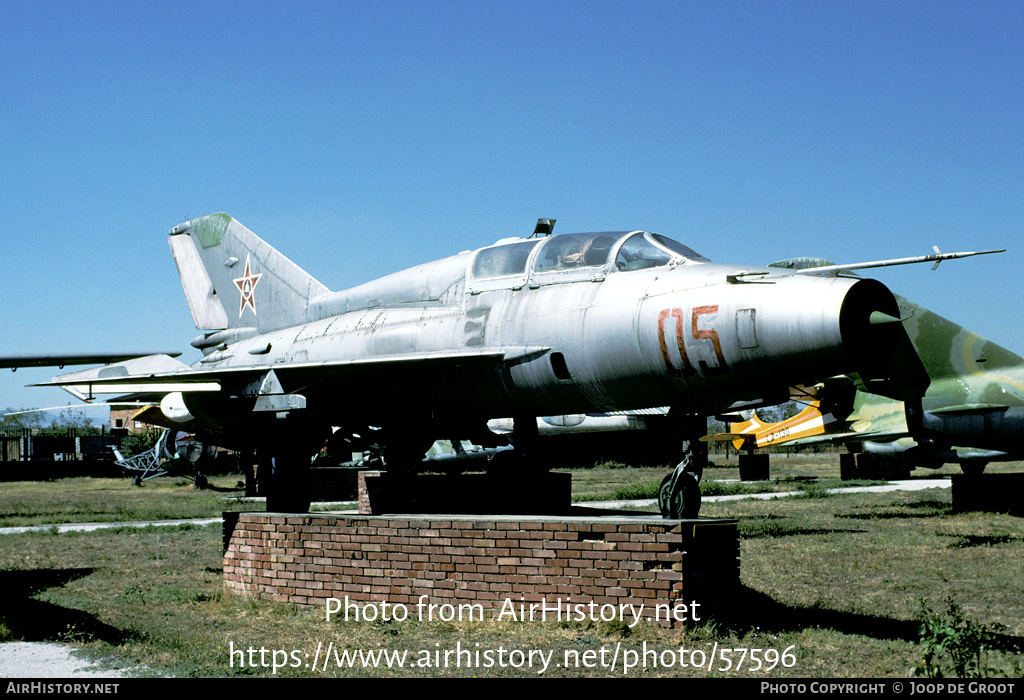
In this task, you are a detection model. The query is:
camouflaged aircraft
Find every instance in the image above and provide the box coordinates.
[724,291,1023,476]
[8,214,1001,516]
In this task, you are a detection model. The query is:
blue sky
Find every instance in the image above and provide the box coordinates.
[2,0,1021,415]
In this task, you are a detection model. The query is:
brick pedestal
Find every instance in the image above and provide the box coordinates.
[223,511,739,628]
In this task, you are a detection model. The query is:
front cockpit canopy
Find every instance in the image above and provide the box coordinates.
[533,232,619,272]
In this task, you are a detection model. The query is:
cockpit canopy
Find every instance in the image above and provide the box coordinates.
[471,239,542,279]
[316,230,710,317]
[470,230,708,282]
[613,232,709,271]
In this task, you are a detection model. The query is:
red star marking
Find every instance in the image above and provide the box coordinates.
[233,255,262,318]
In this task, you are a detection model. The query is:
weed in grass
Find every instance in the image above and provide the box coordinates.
[611,481,659,501]
[737,517,796,539]
[603,620,632,638]
[791,482,833,499]
[118,584,147,605]
[593,460,630,470]
[912,598,1004,678]
[678,618,722,643]
[699,479,758,497]
[61,622,89,644]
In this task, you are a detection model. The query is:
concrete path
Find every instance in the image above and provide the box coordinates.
[0,480,953,532]
[583,478,952,510]
[0,641,141,678]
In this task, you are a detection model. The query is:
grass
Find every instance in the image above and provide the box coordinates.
[0,476,249,527]
[0,454,1021,677]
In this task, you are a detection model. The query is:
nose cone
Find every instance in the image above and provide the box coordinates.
[708,274,912,399]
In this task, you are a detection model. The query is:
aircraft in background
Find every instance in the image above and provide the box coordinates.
[4,213,1001,516]
[722,287,1022,477]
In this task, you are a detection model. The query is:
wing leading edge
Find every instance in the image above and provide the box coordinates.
[36,346,552,397]
[0,352,181,370]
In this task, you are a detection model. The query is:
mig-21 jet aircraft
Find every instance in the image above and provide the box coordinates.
[6,214,1001,516]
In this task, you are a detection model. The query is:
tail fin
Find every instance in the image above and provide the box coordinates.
[168,213,329,335]
[896,294,1024,377]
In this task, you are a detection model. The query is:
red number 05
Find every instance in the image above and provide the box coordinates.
[657,305,727,377]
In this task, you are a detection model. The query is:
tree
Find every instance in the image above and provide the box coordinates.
[43,407,100,435]
[757,401,802,423]
[0,408,45,433]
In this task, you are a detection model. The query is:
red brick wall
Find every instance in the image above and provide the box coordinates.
[222,512,738,628]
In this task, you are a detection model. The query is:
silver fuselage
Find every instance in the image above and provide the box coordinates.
[182,229,899,440]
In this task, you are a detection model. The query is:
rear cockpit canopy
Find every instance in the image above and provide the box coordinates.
[471,239,543,279]
[533,232,619,272]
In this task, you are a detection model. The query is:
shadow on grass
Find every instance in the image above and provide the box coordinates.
[715,584,1024,653]
[942,534,1022,548]
[841,499,952,520]
[0,568,131,645]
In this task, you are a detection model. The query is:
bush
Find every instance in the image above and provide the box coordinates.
[912,599,999,678]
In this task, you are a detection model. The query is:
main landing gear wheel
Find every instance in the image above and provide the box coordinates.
[658,474,672,514]
[659,465,701,519]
